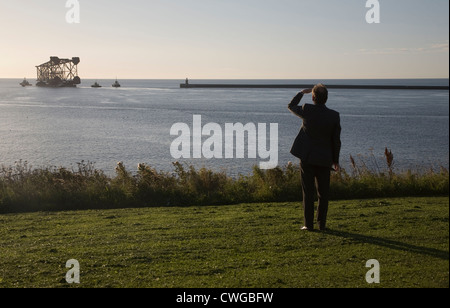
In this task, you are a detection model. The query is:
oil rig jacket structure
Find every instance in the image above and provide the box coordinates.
[36,56,81,87]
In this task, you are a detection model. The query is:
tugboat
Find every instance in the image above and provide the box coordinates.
[112,79,121,88]
[20,78,32,87]
[91,81,102,88]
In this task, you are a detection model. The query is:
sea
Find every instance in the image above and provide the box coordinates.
[0,78,448,176]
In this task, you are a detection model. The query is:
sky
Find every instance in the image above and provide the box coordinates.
[0,0,448,79]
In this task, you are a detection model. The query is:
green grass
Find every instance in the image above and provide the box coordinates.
[0,197,448,288]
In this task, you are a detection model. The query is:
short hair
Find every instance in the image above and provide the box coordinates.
[313,84,328,105]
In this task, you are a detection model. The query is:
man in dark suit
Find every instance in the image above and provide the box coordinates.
[288,84,341,231]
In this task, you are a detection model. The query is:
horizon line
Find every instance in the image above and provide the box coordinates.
[1,77,449,80]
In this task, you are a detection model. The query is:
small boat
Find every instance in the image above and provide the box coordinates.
[91,82,102,88]
[112,79,121,88]
[20,78,32,87]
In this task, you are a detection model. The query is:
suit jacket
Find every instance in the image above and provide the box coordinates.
[288,92,342,168]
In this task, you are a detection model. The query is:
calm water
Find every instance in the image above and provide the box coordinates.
[0,79,448,176]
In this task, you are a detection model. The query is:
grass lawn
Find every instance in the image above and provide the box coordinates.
[0,197,448,288]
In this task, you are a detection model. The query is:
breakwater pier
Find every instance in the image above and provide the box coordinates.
[180,83,449,90]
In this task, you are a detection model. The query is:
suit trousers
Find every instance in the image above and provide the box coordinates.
[300,162,331,230]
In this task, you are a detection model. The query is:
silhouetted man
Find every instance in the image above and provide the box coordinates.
[288,84,341,231]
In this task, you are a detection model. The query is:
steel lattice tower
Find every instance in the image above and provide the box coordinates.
[36,57,81,87]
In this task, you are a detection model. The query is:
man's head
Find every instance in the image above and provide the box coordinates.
[312,84,328,105]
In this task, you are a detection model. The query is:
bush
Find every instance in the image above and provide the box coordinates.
[0,152,448,213]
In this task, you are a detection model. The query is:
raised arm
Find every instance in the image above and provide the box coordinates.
[288,89,312,118]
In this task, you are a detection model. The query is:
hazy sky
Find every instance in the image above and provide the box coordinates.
[0,0,448,79]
